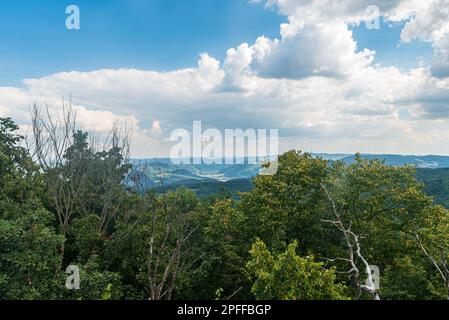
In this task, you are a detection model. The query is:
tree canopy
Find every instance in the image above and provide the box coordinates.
[1,116,449,300]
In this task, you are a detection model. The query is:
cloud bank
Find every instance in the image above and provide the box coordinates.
[2,0,449,157]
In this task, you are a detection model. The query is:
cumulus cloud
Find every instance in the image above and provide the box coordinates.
[256,0,449,80]
[253,22,375,79]
[386,0,449,78]
[1,56,441,155]
[1,0,449,156]
[224,1,378,81]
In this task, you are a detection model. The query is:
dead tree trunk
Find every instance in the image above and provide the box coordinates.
[322,183,380,300]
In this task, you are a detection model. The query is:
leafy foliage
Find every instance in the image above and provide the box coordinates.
[247,240,349,300]
[2,116,449,300]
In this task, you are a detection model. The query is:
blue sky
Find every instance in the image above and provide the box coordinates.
[0,0,286,85]
[351,19,433,69]
[0,0,433,85]
[1,0,449,157]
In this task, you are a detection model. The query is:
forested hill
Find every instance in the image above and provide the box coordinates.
[317,153,449,168]
[416,168,449,208]
[127,155,449,205]
[153,169,449,208]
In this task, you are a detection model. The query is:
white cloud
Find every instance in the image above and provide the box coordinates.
[262,0,403,24]
[2,56,441,155]
[1,0,449,156]
[253,22,375,79]
[386,0,449,78]
[0,104,9,117]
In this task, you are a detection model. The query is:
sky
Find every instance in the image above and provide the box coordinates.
[1,0,449,157]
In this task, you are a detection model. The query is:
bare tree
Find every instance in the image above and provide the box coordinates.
[28,98,132,168]
[28,99,77,169]
[146,176,198,300]
[89,119,132,164]
[321,183,380,300]
[27,100,83,257]
[27,99,133,259]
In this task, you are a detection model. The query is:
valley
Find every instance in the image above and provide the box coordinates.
[126,154,449,205]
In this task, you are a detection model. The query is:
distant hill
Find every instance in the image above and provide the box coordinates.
[218,164,260,179]
[154,178,254,198]
[416,168,449,208]
[316,153,449,168]
[126,154,449,200]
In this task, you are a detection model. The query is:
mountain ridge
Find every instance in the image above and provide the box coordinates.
[125,153,449,198]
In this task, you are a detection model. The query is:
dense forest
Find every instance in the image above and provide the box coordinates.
[1,112,449,300]
[416,168,449,209]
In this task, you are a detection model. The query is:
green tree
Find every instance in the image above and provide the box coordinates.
[240,151,330,254]
[322,155,436,299]
[63,256,122,300]
[0,117,64,299]
[42,130,131,263]
[106,188,199,300]
[247,239,349,300]
[176,199,252,299]
[408,205,449,299]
